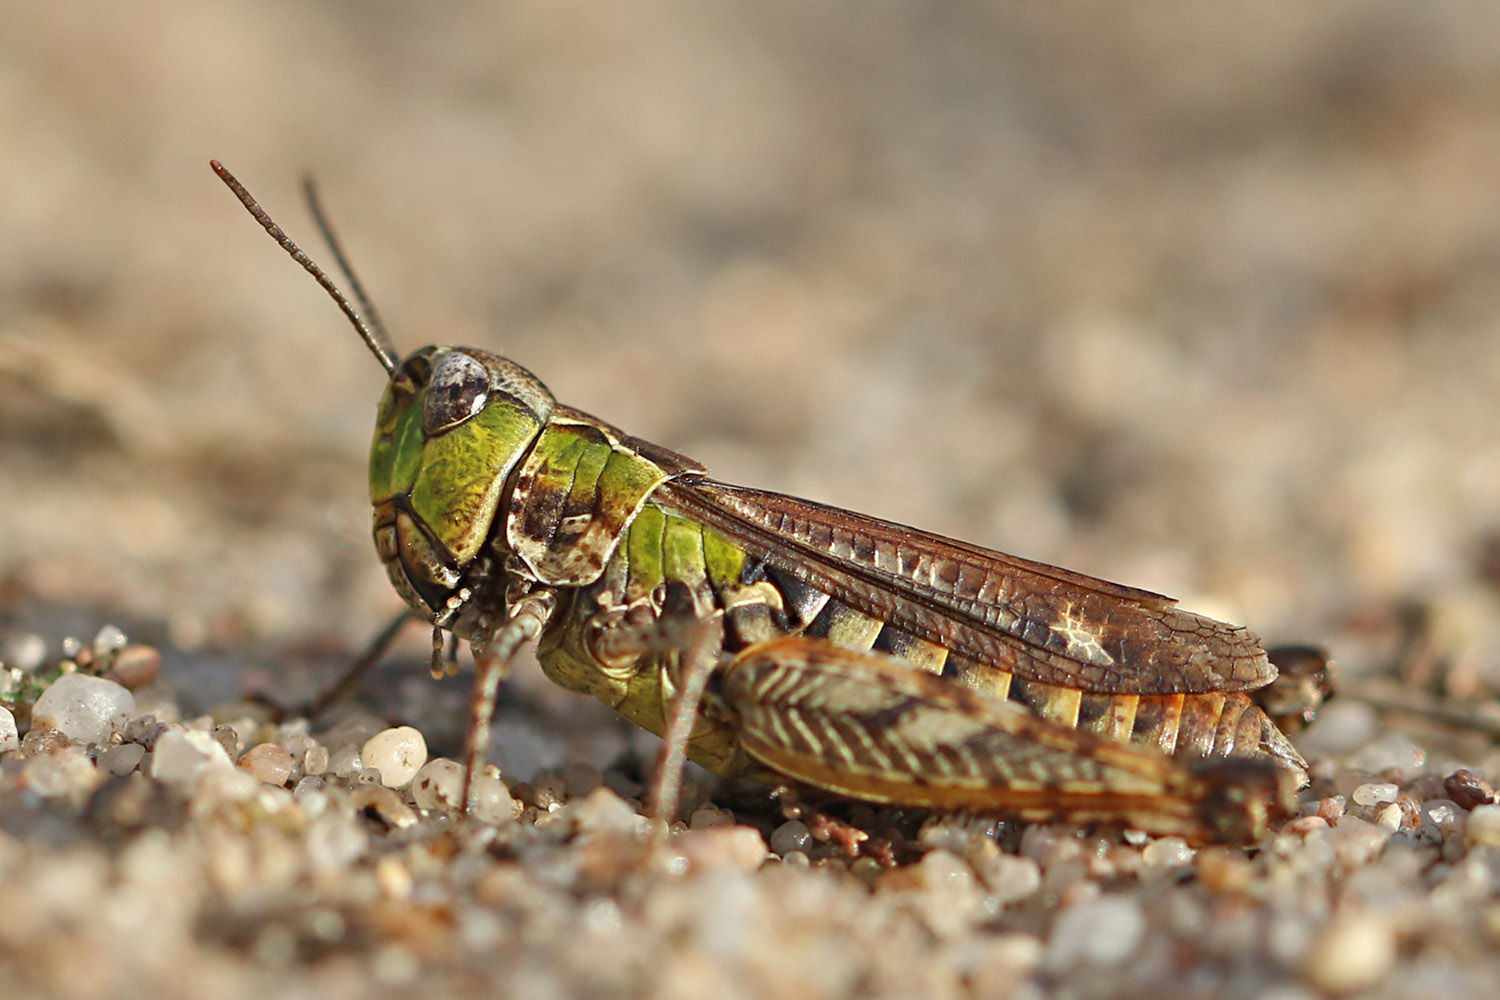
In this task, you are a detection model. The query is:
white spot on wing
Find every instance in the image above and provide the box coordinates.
[1050,609,1115,666]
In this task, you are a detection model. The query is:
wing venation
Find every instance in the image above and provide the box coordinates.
[658,479,1272,695]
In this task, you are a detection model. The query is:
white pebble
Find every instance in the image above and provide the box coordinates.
[1142,837,1195,868]
[374,855,415,901]
[412,758,466,812]
[688,806,735,830]
[1304,913,1396,995]
[195,766,262,807]
[0,705,18,753]
[968,934,1044,995]
[1351,782,1399,807]
[31,673,135,745]
[100,742,145,776]
[360,726,428,789]
[1045,896,1145,968]
[975,853,1042,905]
[568,786,638,835]
[305,812,368,873]
[150,727,234,790]
[303,744,330,776]
[916,848,976,894]
[1,633,46,673]
[327,743,362,779]
[1465,804,1500,848]
[92,623,128,653]
[770,820,813,856]
[1425,799,1461,825]
[23,744,103,800]
[468,769,515,825]
[238,743,295,786]
[673,826,768,873]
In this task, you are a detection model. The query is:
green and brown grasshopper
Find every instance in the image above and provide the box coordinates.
[214,162,1311,845]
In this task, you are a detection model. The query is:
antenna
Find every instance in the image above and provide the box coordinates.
[300,175,393,359]
[210,160,399,373]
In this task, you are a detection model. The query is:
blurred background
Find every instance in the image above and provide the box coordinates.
[3,3,1499,740]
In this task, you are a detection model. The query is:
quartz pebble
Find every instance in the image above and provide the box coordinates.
[1304,913,1397,995]
[0,705,18,753]
[22,726,71,755]
[969,935,1044,995]
[360,727,427,789]
[1045,896,1145,968]
[238,742,295,786]
[211,723,242,760]
[412,758,466,812]
[31,673,135,745]
[673,825,768,873]
[23,744,103,800]
[570,786,641,836]
[1141,837,1194,869]
[770,820,813,856]
[302,744,330,776]
[688,806,735,830]
[100,742,146,776]
[327,743,362,779]
[195,765,262,808]
[1,632,47,672]
[974,852,1042,905]
[106,645,162,689]
[374,855,414,901]
[468,769,516,825]
[915,848,975,894]
[1351,782,1399,807]
[1465,804,1500,848]
[150,727,234,790]
[92,623,129,653]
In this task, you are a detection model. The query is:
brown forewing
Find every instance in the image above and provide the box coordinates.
[658,480,1273,697]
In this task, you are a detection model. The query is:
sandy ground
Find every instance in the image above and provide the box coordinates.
[4,5,1500,999]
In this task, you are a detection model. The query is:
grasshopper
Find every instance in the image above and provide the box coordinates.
[214,161,1308,845]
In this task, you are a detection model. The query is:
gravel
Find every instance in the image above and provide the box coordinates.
[1,624,1499,999]
[10,5,1500,999]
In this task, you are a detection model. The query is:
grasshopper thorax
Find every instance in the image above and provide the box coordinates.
[369,345,555,626]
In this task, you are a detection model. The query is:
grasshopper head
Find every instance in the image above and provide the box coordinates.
[207,164,556,629]
[369,346,555,624]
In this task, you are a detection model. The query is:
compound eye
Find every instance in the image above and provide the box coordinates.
[423,352,491,433]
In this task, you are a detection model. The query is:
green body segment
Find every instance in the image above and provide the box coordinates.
[536,502,751,776]
[505,415,670,586]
